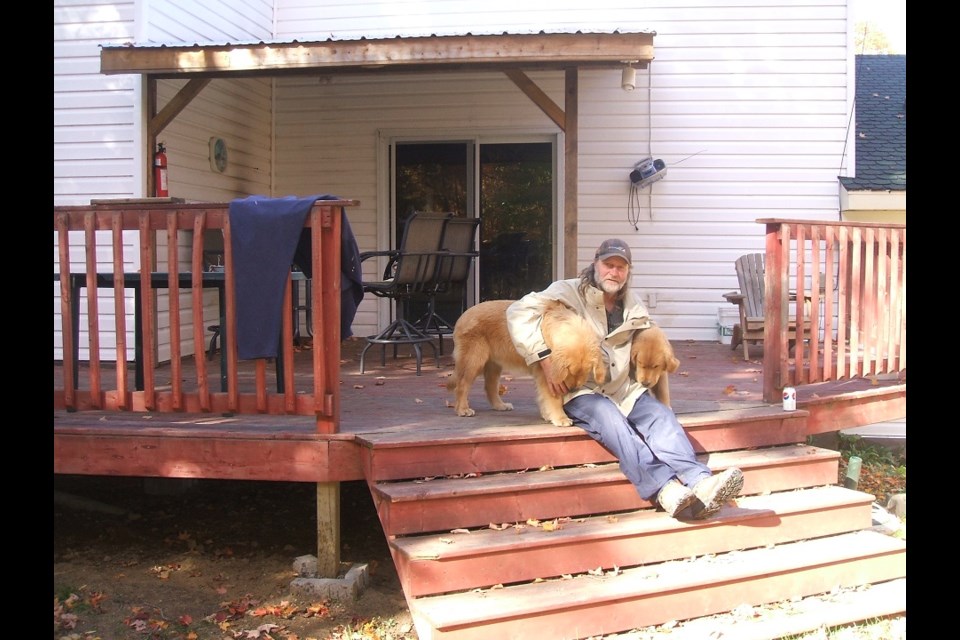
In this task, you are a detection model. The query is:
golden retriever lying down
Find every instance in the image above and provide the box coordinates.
[446,299,606,427]
[629,324,680,408]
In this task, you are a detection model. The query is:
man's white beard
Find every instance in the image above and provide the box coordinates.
[600,279,624,295]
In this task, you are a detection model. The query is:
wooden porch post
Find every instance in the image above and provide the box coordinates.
[564,67,579,278]
[316,482,341,577]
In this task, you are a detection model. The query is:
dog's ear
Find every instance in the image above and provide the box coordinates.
[651,372,672,408]
[658,330,680,373]
[593,354,607,384]
[666,354,680,373]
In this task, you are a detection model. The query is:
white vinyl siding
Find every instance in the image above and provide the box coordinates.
[55,0,856,352]
[53,0,274,361]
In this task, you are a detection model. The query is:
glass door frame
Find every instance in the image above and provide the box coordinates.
[376,130,563,323]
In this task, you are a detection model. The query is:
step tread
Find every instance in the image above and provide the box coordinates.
[392,485,873,560]
[356,404,803,448]
[375,444,837,502]
[409,530,906,630]
[642,578,906,640]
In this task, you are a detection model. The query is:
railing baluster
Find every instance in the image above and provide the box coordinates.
[166,213,183,410]
[281,275,297,413]
[138,214,156,409]
[888,228,904,370]
[897,230,907,370]
[84,213,102,407]
[112,215,129,408]
[807,225,822,382]
[222,216,239,413]
[317,205,339,432]
[56,213,76,408]
[822,226,837,380]
[192,211,212,411]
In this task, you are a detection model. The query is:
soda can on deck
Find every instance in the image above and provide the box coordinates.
[782,386,797,411]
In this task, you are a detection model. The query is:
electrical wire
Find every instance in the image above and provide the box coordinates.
[836,25,870,221]
[627,62,654,228]
[628,182,643,230]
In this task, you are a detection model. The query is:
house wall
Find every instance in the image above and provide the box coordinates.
[53,0,274,361]
[55,0,857,359]
[270,0,854,341]
[840,190,906,224]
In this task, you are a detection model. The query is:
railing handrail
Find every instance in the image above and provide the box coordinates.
[761,218,906,403]
[53,199,358,433]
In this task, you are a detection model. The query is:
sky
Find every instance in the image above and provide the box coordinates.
[851,0,906,53]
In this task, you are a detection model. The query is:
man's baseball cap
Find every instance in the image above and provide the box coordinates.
[595,238,632,265]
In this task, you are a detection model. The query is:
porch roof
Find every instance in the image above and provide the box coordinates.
[100,30,655,79]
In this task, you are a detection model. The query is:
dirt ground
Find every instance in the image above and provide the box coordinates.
[53,475,416,640]
[53,467,905,640]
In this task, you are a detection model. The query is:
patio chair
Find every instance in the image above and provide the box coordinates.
[359,212,448,375]
[727,253,766,360]
[415,215,481,354]
[724,252,808,361]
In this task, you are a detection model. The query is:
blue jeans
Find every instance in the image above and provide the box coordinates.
[564,391,712,500]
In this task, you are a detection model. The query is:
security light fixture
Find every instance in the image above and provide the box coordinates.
[621,61,638,91]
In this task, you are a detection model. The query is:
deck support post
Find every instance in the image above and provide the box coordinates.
[316,482,341,577]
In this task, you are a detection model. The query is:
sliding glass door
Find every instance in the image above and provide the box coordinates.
[392,139,555,325]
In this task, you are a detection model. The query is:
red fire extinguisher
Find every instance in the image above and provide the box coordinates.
[154,142,169,198]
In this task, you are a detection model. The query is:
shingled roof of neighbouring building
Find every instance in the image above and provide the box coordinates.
[839,55,906,192]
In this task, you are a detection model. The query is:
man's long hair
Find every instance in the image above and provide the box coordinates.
[578,261,629,302]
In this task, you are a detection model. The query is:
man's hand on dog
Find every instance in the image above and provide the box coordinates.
[539,356,569,397]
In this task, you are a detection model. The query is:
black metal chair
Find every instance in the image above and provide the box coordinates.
[359,212,449,375]
[415,215,480,354]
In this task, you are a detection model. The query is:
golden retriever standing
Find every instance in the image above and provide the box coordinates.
[446,299,606,426]
[630,324,680,408]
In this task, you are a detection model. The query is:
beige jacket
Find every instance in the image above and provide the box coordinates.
[506,278,652,416]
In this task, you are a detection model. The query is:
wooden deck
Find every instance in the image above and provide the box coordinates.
[53,336,905,483]
[53,335,907,639]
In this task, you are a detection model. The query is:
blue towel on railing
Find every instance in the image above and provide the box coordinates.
[292,208,364,339]
[339,214,364,338]
[230,194,338,360]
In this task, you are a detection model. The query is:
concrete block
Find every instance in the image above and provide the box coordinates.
[293,554,318,577]
[886,493,906,519]
[288,557,370,602]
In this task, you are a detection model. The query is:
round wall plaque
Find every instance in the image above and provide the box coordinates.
[209,137,228,173]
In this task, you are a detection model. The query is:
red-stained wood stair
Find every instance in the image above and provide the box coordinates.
[357,406,906,640]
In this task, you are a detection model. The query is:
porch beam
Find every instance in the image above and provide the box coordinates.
[101,32,654,78]
[504,69,565,130]
[148,77,211,138]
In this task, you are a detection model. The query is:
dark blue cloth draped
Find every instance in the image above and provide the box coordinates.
[292,208,364,339]
[230,194,361,359]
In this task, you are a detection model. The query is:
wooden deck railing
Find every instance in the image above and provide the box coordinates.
[53,199,358,433]
[760,218,906,403]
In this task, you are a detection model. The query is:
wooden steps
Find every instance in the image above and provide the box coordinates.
[357,406,810,482]
[370,445,840,536]
[642,578,906,640]
[391,486,874,598]
[407,531,905,640]
[359,409,906,639]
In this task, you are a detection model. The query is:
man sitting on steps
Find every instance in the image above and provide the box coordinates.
[506,238,744,519]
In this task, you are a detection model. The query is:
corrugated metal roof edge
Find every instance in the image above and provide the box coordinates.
[99,27,656,50]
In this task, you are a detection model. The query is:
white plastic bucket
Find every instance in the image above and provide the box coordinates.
[717,307,739,345]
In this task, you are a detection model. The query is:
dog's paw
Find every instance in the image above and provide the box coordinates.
[549,416,574,427]
[492,402,514,412]
[456,407,477,417]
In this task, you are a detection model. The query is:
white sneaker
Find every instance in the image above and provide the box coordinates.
[656,479,697,518]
